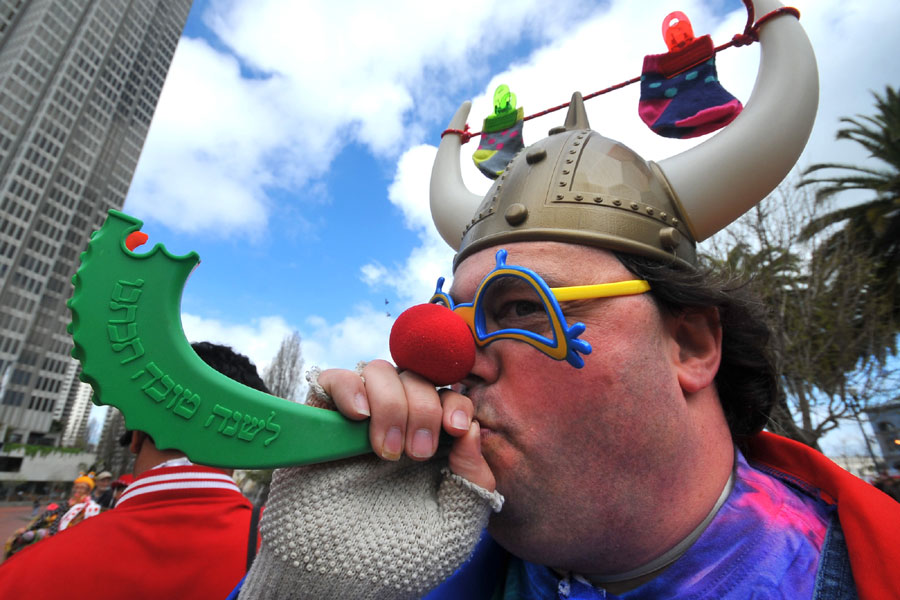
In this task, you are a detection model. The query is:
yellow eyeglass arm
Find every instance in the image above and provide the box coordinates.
[551,280,650,302]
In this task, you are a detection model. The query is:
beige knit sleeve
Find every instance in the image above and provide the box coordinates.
[238,368,503,600]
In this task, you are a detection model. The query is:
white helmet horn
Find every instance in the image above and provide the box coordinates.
[429,101,483,250]
[656,0,818,241]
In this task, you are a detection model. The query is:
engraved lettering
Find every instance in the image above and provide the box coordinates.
[109,287,142,364]
[204,404,232,431]
[164,385,184,409]
[173,391,200,419]
[112,338,144,364]
[108,301,137,323]
[107,322,137,343]
[131,361,163,390]
[221,411,241,437]
[237,415,264,441]
[111,278,144,303]
[263,412,280,447]
[145,374,176,404]
[130,362,200,421]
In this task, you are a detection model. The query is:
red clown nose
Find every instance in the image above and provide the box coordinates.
[389,303,476,386]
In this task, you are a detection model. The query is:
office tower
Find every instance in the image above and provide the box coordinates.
[0,0,193,445]
[95,406,131,475]
[58,360,91,447]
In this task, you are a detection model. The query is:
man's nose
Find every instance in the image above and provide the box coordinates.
[458,338,502,393]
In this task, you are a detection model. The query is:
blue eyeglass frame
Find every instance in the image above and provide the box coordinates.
[429,249,651,368]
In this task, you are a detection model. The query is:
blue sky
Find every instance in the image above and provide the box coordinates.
[102,0,900,454]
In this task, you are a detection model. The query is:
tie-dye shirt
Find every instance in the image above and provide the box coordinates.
[505,450,832,599]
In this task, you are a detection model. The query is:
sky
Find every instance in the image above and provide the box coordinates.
[93,0,900,456]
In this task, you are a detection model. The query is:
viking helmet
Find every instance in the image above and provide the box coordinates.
[430,0,818,269]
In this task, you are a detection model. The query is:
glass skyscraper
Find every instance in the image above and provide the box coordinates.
[0,0,192,446]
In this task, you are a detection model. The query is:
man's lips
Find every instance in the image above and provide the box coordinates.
[466,391,501,436]
[474,415,500,436]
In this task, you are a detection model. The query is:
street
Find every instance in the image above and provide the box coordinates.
[0,504,39,565]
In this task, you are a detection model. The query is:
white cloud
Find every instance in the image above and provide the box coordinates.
[301,305,395,371]
[126,38,295,236]
[789,0,900,170]
[127,0,604,236]
[359,143,458,305]
[181,312,295,373]
[153,0,899,378]
[383,144,438,233]
[180,306,396,383]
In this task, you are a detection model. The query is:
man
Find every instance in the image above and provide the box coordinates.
[110,473,134,507]
[3,474,100,558]
[56,474,102,531]
[238,2,898,599]
[91,470,114,509]
[0,342,267,600]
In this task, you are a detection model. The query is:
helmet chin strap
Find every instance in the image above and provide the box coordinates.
[577,449,736,589]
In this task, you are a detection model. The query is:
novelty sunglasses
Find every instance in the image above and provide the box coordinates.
[429,249,651,368]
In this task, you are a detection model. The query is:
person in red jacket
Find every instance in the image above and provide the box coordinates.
[110,473,134,507]
[0,342,268,600]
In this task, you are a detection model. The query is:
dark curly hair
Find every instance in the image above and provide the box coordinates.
[614,252,778,444]
[190,341,269,393]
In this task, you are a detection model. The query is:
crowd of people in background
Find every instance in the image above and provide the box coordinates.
[2,469,135,559]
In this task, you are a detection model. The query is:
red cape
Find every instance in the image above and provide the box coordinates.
[747,432,900,600]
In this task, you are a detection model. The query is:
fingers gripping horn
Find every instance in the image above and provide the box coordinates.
[656,0,818,241]
[430,101,484,250]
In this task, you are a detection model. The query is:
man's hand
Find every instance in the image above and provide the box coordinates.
[317,360,496,492]
[238,362,504,600]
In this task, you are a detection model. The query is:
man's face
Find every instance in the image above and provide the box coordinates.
[71,483,91,500]
[450,242,694,570]
[95,477,111,492]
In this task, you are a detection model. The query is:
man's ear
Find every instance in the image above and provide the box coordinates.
[129,431,146,455]
[668,307,722,394]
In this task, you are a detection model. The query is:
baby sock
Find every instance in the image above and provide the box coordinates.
[473,84,525,179]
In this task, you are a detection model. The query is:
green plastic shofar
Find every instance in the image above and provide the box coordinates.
[67,209,369,469]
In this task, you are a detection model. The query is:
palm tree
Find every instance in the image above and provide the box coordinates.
[798,86,900,324]
[703,191,896,449]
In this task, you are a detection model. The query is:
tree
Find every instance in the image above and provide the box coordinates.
[243,331,306,505]
[263,331,305,403]
[706,181,898,450]
[798,86,900,331]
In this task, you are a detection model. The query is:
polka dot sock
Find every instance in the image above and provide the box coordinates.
[473,116,524,179]
[473,85,525,179]
[638,35,742,139]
